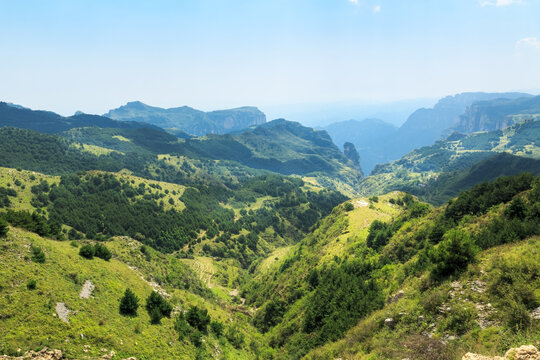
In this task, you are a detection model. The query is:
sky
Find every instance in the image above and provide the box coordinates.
[1,0,539,120]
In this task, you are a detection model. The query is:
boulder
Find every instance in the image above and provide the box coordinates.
[462,345,540,360]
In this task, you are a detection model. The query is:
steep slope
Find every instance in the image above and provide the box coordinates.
[454,95,540,133]
[359,118,540,202]
[324,118,398,174]
[243,174,540,359]
[105,101,266,136]
[397,92,531,151]
[323,93,530,175]
[0,227,263,359]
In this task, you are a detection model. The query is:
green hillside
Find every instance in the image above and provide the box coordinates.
[359,118,540,202]
[241,174,540,359]
[0,227,265,359]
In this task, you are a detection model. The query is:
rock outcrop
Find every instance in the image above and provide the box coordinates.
[462,345,540,360]
[0,348,62,360]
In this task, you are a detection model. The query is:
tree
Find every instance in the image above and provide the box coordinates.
[174,313,191,340]
[186,306,211,333]
[119,288,139,316]
[430,229,477,280]
[146,291,172,324]
[79,244,95,259]
[0,218,8,238]
[94,243,112,261]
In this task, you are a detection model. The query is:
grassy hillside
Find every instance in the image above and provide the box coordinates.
[359,118,540,202]
[242,174,540,359]
[0,228,264,359]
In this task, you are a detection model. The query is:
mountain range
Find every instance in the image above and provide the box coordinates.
[324,92,533,174]
[104,101,266,137]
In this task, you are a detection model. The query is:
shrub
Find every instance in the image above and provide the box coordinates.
[26,279,37,290]
[430,229,477,281]
[119,288,139,316]
[94,243,112,261]
[174,313,191,340]
[504,300,531,331]
[31,246,45,263]
[369,196,379,203]
[146,291,173,324]
[189,330,203,347]
[0,218,8,237]
[186,306,211,333]
[79,244,95,259]
[344,202,354,211]
[210,321,224,337]
[440,302,477,335]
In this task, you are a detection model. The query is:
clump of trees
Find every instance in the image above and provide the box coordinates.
[146,291,172,324]
[174,305,224,348]
[79,243,112,261]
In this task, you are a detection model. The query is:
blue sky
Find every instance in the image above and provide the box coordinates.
[0,0,539,117]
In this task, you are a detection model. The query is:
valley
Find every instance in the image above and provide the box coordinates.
[0,96,539,359]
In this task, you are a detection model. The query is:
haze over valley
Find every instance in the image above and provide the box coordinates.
[1,1,539,359]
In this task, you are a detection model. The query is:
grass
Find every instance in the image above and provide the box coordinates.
[0,228,261,359]
[0,167,60,214]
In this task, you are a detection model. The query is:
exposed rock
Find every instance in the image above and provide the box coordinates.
[0,348,62,359]
[79,280,95,299]
[531,306,540,320]
[462,345,540,360]
[55,303,70,323]
[384,318,395,329]
[505,345,540,360]
[386,290,405,304]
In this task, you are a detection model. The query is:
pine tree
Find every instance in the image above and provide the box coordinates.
[0,218,8,238]
[119,288,139,316]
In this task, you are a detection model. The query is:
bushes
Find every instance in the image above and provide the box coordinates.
[79,243,112,261]
[253,300,286,333]
[429,229,477,281]
[174,306,220,347]
[119,289,139,316]
[26,279,37,290]
[366,220,392,250]
[186,306,210,333]
[444,173,534,223]
[487,251,539,330]
[145,291,172,324]
[30,245,45,263]
[0,218,8,237]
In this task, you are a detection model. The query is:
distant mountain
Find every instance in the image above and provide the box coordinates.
[324,118,398,174]
[323,92,532,175]
[104,101,266,136]
[359,117,540,203]
[453,95,540,133]
[0,102,162,134]
[396,92,531,153]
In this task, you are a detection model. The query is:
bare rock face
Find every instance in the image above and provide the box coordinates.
[462,345,540,360]
[0,348,63,360]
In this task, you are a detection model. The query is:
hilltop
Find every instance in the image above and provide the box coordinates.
[105,101,266,137]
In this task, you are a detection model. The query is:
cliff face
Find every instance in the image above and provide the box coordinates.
[454,95,540,133]
[343,141,364,177]
[105,102,266,137]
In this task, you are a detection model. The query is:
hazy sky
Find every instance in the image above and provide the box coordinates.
[1,0,539,116]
